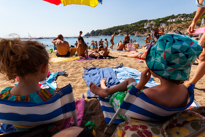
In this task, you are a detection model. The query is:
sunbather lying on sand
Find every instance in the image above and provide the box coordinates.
[89,49,99,59]
[120,51,147,59]
[89,34,202,121]
[99,46,110,58]
[89,45,110,58]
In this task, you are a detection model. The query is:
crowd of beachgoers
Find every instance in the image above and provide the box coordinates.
[51,30,154,60]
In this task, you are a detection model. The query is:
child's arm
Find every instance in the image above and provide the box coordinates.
[135,68,151,90]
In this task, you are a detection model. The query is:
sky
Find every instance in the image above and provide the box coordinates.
[0,0,199,38]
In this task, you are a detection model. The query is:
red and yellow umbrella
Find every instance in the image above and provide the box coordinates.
[43,0,101,7]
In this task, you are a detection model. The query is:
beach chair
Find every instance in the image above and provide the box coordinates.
[0,84,78,133]
[100,85,196,134]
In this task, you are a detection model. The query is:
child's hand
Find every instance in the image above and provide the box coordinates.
[136,68,151,90]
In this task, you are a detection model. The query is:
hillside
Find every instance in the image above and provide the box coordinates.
[85,11,205,36]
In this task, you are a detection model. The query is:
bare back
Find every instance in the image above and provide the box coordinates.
[143,84,189,109]
[77,43,87,56]
[111,35,115,40]
[124,35,130,42]
[53,40,70,55]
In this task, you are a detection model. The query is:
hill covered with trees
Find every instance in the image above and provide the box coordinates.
[85,11,205,36]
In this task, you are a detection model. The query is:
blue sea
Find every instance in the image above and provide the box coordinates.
[35,36,146,50]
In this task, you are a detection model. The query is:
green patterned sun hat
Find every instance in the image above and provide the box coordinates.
[146,34,202,81]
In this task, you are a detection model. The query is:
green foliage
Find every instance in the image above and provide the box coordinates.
[85,11,196,36]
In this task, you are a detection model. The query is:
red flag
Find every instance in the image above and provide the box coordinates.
[43,0,61,5]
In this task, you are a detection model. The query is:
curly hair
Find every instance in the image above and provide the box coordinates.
[0,38,49,80]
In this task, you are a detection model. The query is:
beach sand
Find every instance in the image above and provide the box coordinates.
[0,50,204,136]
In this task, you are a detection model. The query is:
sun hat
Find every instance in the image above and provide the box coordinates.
[146,34,202,81]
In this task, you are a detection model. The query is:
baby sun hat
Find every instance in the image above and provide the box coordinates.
[146,34,202,81]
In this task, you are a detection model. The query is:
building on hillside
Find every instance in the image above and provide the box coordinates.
[144,21,155,29]
[160,23,166,28]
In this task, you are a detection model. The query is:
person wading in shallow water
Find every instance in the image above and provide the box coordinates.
[110,33,116,49]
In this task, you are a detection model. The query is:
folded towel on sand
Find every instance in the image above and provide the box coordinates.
[113,67,159,88]
[15,71,68,91]
[83,67,120,98]
[50,56,81,63]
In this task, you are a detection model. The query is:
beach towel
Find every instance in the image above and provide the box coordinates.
[50,56,81,63]
[112,50,125,52]
[77,56,115,61]
[82,67,120,98]
[192,27,205,35]
[62,98,85,129]
[113,67,159,88]
[135,57,145,61]
[15,71,67,91]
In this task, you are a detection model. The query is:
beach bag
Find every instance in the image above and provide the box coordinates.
[112,106,205,137]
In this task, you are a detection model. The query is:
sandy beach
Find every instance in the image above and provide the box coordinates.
[0,50,205,137]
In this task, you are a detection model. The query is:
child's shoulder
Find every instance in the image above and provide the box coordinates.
[32,88,56,102]
[0,87,55,103]
[143,86,161,101]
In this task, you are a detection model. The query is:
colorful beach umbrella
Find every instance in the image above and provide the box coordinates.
[43,0,101,7]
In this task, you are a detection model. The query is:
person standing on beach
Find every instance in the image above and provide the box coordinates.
[110,33,116,49]
[74,41,78,47]
[52,34,71,57]
[79,31,83,38]
[105,38,108,48]
[185,0,205,87]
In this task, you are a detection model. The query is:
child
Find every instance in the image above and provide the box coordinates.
[0,39,63,134]
[90,34,202,120]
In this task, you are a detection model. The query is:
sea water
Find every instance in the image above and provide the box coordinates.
[36,36,146,50]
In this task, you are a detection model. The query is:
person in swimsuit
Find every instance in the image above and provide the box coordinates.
[122,34,130,48]
[99,39,103,45]
[147,34,151,43]
[140,37,151,49]
[185,0,205,87]
[110,33,116,49]
[104,38,108,48]
[52,34,71,57]
[76,37,88,57]
[116,41,126,51]
[120,51,147,59]
[75,41,78,47]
